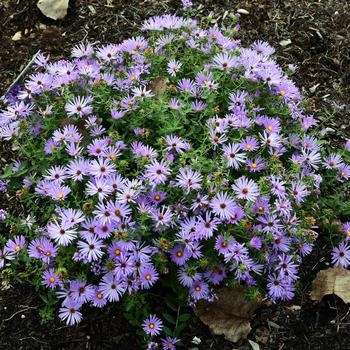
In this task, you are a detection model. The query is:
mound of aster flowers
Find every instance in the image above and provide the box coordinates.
[0,10,349,344]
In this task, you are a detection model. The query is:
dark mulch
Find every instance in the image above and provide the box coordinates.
[1,0,350,349]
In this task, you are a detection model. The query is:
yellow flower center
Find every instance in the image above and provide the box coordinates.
[131,50,137,55]
[115,249,121,256]
[57,193,64,199]
[195,285,201,292]
[347,231,350,237]
[340,171,345,177]
[49,277,55,283]
[130,76,136,81]
[267,125,273,131]
[258,206,264,212]
[154,195,161,201]
[252,163,257,169]
[280,90,285,96]
[45,251,51,256]
[176,251,183,258]
[246,144,252,149]
[15,244,20,251]
[149,323,155,329]
[97,292,103,299]
[145,274,152,280]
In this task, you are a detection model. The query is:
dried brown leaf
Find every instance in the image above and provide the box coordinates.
[195,287,258,343]
[147,77,169,97]
[310,267,350,303]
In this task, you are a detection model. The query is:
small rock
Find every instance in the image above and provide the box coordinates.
[21,314,26,319]
[191,337,201,345]
[279,39,292,47]
[237,9,249,15]
[11,31,22,41]
[37,0,69,20]
[38,23,47,30]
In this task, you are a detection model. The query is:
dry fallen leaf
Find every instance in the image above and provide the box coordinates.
[147,77,169,97]
[195,287,258,343]
[37,0,69,20]
[310,267,350,303]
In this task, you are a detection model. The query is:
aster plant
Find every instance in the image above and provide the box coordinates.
[0,7,350,348]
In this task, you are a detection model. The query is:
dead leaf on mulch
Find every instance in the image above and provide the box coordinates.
[37,0,69,20]
[195,286,258,343]
[310,267,350,303]
[147,77,169,97]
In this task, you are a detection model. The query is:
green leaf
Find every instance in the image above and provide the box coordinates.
[163,312,176,324]
[163,326,173,337]
[178,313,191,322]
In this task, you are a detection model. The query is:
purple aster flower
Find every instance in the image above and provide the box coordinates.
[176,168,202,193]
[89,158,116,178]
[140,266,159,289]
[190,280,209,300]
[267,274,286,301]
[59,298,83,325]
[69,280,94,304]
[339,165,350,181]
[251,40,275,57]
[46,183,71,201]
[169,98,182,110]
[246,157,267,172]
[232,176,259,201]
[0,209,8,221]
[65,95,93,117]
[86,178,113,201]
[44,166,68,183]
[331,241,350,268]
[228,90,249,110]
[91,288,108,308]
[177,267,201,287]
[239,136,259,152]
[4,235,25,255]
[250,236,262,250]
[323,154,344,170]
[196,213,220,239]
[191,100,207,112]
[222,143,246,169]
[170,245,190,266]
[212,52,237,71]
[161,336,179,350]
[167,59,182,76]
[204,265,227,285]
[345,140,350,152]
[77,234,105,262]
[343,222,350,240]
[151,206,173,228]
[143,314,163,336]
[144,159,171,186]
[99,272,127,302]
[290,181,309,204]
[210,192,237,220]
[43,269,60,289]
[47,220,77,246]
[178,78,195,94]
